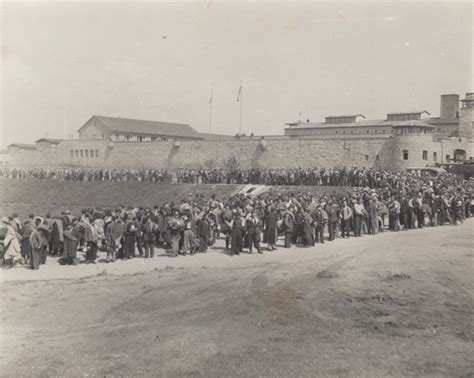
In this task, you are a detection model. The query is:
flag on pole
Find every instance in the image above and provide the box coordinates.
[236,83,242,102]
[209,84,213,104]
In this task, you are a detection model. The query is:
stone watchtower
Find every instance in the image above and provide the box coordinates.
[390,120,437,171]
[459,93,474,139]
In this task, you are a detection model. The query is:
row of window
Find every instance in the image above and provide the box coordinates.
[70,149,100,158]
[402,150,439,161]
[113,134,169,142]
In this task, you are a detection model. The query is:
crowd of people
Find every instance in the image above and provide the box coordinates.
[0,169,471,270]
[0,168,173,182]
[176,166,454,188]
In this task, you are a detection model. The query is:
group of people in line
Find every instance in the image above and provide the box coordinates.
[176,166,456,188]
[0,170,471,270]
[0,168,173,183]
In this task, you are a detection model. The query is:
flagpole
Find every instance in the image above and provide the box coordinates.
[208,82,213,139]
[239,81,242,135]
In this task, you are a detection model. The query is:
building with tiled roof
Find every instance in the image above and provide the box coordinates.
[77,115,205,141]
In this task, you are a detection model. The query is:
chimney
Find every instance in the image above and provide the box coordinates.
[440,94,459,119]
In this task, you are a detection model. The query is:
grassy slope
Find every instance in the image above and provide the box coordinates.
[0,180,352,218]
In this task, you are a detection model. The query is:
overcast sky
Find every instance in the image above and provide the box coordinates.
[1,1,472,147]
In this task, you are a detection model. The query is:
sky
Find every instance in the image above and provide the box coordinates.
[1,1,472,147]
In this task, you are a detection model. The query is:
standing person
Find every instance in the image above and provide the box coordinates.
[302,209,314,247]
[246,210,262,254]
[326,202,339,241]
[389,197,401,231]
[265,206,278,251]
[282,209,295,248]
[400,195,409,230]
[182,213,196,255]
[134,214,144,257]
[197,213,210,253]
[168,210,183,257]
[220,205,233,250]
[340,200,353,238]
[2,218,21,267]
[63,223,79,265]
[367,198,378,235]
[50,216,64,256]
[29,223,49,270]
[353,198,364,237]
[142,217,156,258]
[105,216,124,262]
[313,205,327,243]
[230,211,244,256]
[20,219,34,265]
[123,215,137,259]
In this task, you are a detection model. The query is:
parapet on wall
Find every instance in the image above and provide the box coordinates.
[9,137,394,170]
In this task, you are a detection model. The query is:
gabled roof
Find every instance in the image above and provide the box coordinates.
[325,114,365,119]
[392,120,435,128]
[423,117,459,125]
[387,110,430,116]
[285,119,394,129]
[35,138,62,144]
[7,143,36,150]
[461,93,474,102]
[78,115,202,139]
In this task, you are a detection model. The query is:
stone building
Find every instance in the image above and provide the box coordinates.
[4,93,473,171]
[77,115,204,141]
[284,94,464,139]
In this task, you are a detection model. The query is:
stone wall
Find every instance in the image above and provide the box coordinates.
[7,135,472,171]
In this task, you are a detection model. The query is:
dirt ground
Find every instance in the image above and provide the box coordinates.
[1,221,473,377]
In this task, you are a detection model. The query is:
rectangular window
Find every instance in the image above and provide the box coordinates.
[90,149,94,157]
[376,154,379,161]
[402,150,409,160]
[138,136,143,141]
[125,135,131,141]
[85,149,89,157]
[70,150,74,157]
[151,137,157,141]
[422,150,428,160]
[75,150,79,157]
[365,155,369,161]
[433,152,437,162]
[95,149,99,157]
[80,150,84,157]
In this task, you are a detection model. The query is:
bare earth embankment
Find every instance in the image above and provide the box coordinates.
[1,220,473,377]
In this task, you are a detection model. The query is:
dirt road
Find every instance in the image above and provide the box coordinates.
[1,221,473,377]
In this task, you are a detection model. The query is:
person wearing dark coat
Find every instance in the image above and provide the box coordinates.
[123,217,137,259]
[302,210,314,247]
[133,215,144,257]
[29,224,49,270]
[142,217,156,258]
[246,211,262,254]
[264,207,278,251]
[20,220,34,265]
[326,202,339,241]
[197,216,210,253]
[230,213,244,256]
[282,210,295,248]
[63,224,79,265]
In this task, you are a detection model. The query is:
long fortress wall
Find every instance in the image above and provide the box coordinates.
[9,136,395,169]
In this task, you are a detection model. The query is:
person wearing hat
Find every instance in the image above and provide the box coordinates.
[20,217,35,265]
[245,210,262,254]
[29,223,49,270]
[230,211,244,256]
[167,210,183,257]
[142,216,157,258]
[63,222,79,265]
[264,206,278,251]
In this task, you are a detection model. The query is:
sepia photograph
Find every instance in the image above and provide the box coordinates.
[0,0,473,376]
